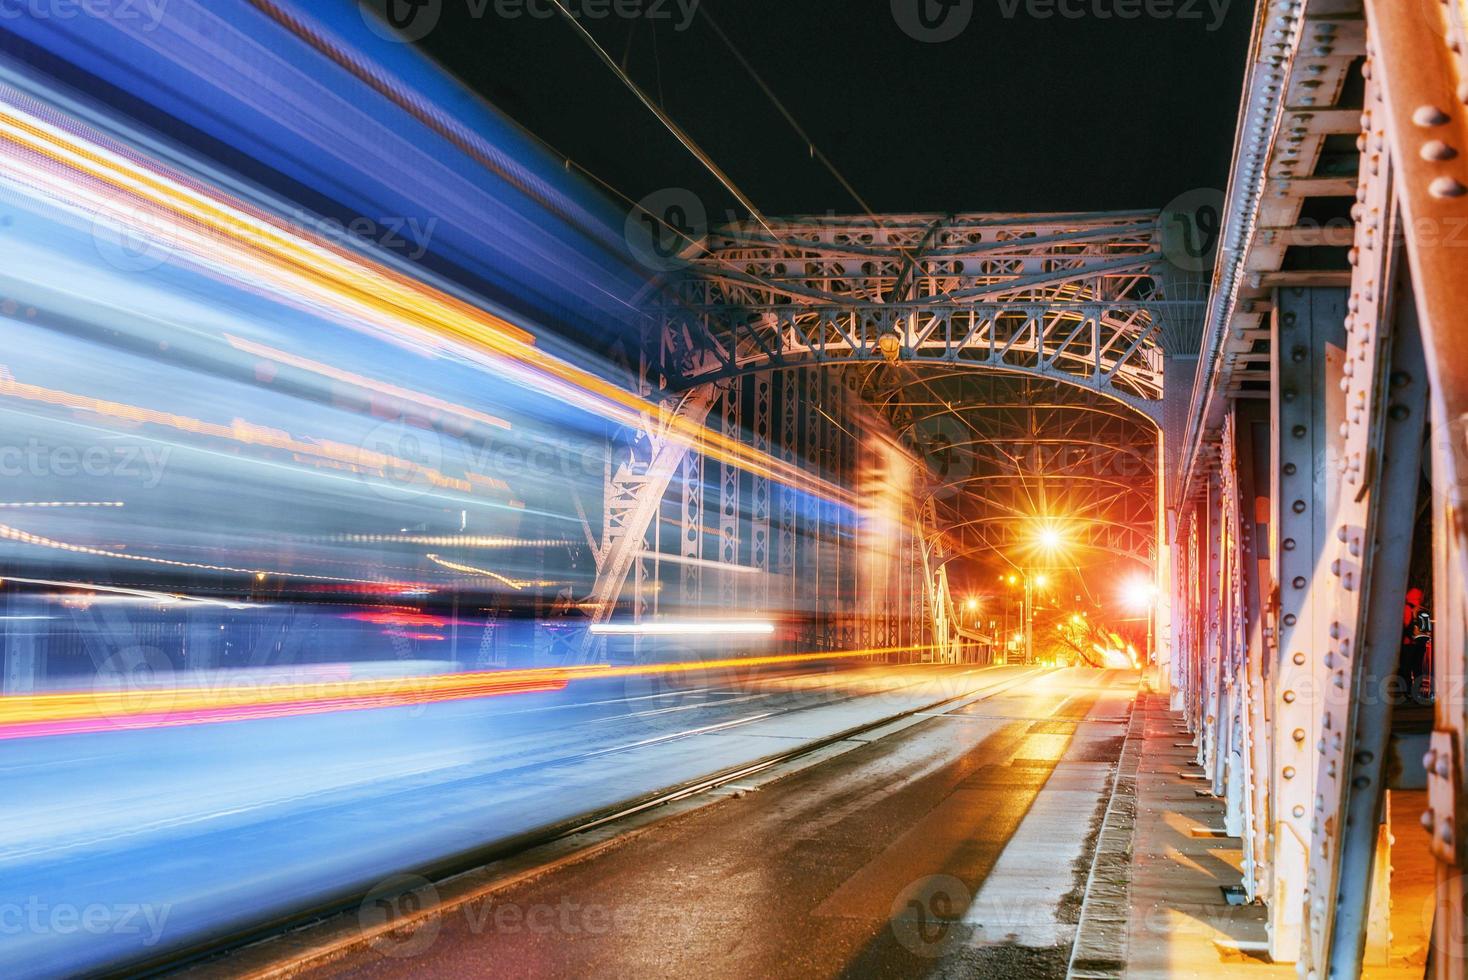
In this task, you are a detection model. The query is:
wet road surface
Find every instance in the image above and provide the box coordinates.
[317,668,1137,980]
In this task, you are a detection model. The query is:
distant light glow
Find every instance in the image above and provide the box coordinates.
[1122,576,1159,610]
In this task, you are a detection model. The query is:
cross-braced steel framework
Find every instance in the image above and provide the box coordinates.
[1171,1,1468,975]
[588,213,1184,666]
[657,211,1204,414]
[866,370,1157,567]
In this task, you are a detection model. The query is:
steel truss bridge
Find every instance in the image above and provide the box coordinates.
[580,212,1190,665]
[0,0,1466,975]
[592,2,1468,975]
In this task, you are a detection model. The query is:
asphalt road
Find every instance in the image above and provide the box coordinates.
[3,659,1039,978]
[315,668,1137,980]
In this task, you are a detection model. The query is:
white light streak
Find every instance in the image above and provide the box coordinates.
[588,620,776,636]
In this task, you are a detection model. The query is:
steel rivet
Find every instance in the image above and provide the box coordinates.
[1430,176,1468,198]
[1422,140,1459,161]
[1414,105,1452,127]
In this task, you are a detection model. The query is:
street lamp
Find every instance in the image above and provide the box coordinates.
[875,326,901,362]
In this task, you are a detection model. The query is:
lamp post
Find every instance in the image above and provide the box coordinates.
[1122,576,1160,665]
[1023,571,1049,665]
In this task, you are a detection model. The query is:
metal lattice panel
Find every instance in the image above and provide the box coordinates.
[659,212,1203,412]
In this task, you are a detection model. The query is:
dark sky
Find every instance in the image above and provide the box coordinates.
[409,0,1253,219]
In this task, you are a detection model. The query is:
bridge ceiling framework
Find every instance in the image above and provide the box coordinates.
[1170,1,1468,976]
[657,211,1207,415]
[863,370,1158,569]
[584,215,1185,669]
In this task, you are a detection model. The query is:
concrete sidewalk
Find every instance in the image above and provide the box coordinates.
[1118,693,1432,979]
[1121,694,1288,978]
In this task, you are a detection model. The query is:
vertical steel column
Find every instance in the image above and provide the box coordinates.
[751,374,772,612]
[1426,378,1468,980]
[718,379,741,614]
[1303,74,1429,973]
[1179,506,1202,729]
[1270,286,1347,961]
[1308,252,1427,977]
[1219,415,1249,841]
[1354,10,1468,971]
[777,370,798,595]
[827,371,839,645]
[851,381,857,651]
[679,429,703,609]
[804,369,822,648]
[1235,401,1275,901]
[2,588,40,693]
[1203,473,1226,794]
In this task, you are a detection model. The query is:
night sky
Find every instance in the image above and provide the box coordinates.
[409,0,1254,219]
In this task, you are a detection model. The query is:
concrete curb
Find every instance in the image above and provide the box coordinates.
[1067,691,1143,979]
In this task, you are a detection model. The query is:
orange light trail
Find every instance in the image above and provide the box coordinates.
[0,644,935,739]
[424,553,558,590]
[0,97,855,507]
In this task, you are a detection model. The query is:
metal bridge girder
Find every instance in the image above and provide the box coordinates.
[659,212,1205,414]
